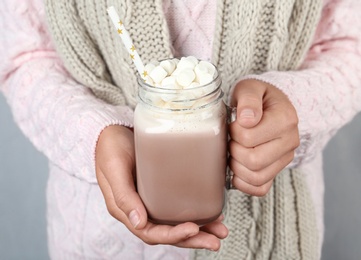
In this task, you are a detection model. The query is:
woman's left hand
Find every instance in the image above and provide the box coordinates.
[229,79,300,196]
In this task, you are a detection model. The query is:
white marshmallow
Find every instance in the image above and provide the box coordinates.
[161,94,176,102]
[149,60,160,66]
[184,82,200,89]
[144,63,156,75]
[198,73,213,86]
[185,56,199,66]
[176,69,196,88]
[199,61,216,76]
[172,58,180,65]
[149,65,168,83]
[160,60,176,75]
[194,63,209,76]
[171,67,183,77]
[177,57,196,70]
[194,63,209,83]
[161,76,178,89]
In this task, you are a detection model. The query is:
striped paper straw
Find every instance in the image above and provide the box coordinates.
[107,6,147,79]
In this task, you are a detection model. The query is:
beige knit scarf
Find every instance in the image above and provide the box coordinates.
[45,0,323,259]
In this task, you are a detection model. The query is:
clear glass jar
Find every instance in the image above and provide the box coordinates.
[134,60,227,226]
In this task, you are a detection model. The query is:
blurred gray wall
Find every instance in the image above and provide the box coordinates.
[0,92,361,260]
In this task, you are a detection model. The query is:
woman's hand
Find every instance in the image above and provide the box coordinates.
[95,125,228,250]
[229,79,300,196]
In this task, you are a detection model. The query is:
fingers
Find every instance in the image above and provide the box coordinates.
[232,175,274,197]
[175,215,228,250]
[140,222,200,245]
[200,215,228,239]
[229,151,294,196]
[229,127,299,171]
[175,231,222,251]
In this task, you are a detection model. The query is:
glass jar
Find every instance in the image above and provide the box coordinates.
[134,60,227,226]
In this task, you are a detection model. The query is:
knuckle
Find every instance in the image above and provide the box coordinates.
[113,191,128,210]
[252,185,270,197]
[284,151,295,165]
[294,135,301,149]
[141,230,159,246]
[142,237,157,246]
[106,203,117,218]
[284,107,299,129]
[229,158,239,174]
[249,173,266,187]
[239,131,254,148]
[246,152,263,172]
[228,140,238,157]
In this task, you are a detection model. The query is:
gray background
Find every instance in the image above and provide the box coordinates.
[0,93,360,260]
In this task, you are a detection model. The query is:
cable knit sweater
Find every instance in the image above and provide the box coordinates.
[1,0,361,259]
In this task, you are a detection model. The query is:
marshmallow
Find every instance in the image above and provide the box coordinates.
[161,93,176,102]
[185,56,199,66]
[189,84,206,100]
[198,72,213,86]
[149,65,168,83]
[177,57,196,70]
[173,58,180,65]
[160,60,176,75]
[194,63,209,76]
[161,76,178,89]
[144,63,156,75]
[199,61,216,76]
[149,60,160,66]
[171,67,183,77]
[184,82,200,89]
[176,69,196,88]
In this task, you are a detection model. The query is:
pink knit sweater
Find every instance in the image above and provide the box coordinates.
[1,0,361,259]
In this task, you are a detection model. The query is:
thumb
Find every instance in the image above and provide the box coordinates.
[96,126,148,230]
[97,157,148,230]
[231,79,264,128]
[109,161,148,230]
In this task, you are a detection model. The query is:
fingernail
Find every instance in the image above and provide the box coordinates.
[186,229,199,238]
[240,109,255,118]
[129,210,140,228]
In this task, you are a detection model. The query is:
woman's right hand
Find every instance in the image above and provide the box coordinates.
[95,125,228,251]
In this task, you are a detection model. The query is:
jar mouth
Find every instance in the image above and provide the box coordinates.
[137,72,223,112]
[137,71,221,94]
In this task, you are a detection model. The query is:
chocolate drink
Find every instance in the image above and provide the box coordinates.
[134,110,227,225]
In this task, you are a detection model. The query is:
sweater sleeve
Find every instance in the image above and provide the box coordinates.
[0,0,134,183]
[243,0,361,168]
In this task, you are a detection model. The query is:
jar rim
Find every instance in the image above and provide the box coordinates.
[137,70,221,95]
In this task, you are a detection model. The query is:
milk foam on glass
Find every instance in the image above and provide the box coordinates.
[107,8,227,226]
[134,56,227,225]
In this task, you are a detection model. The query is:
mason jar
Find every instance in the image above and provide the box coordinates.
[134,59,227,226]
